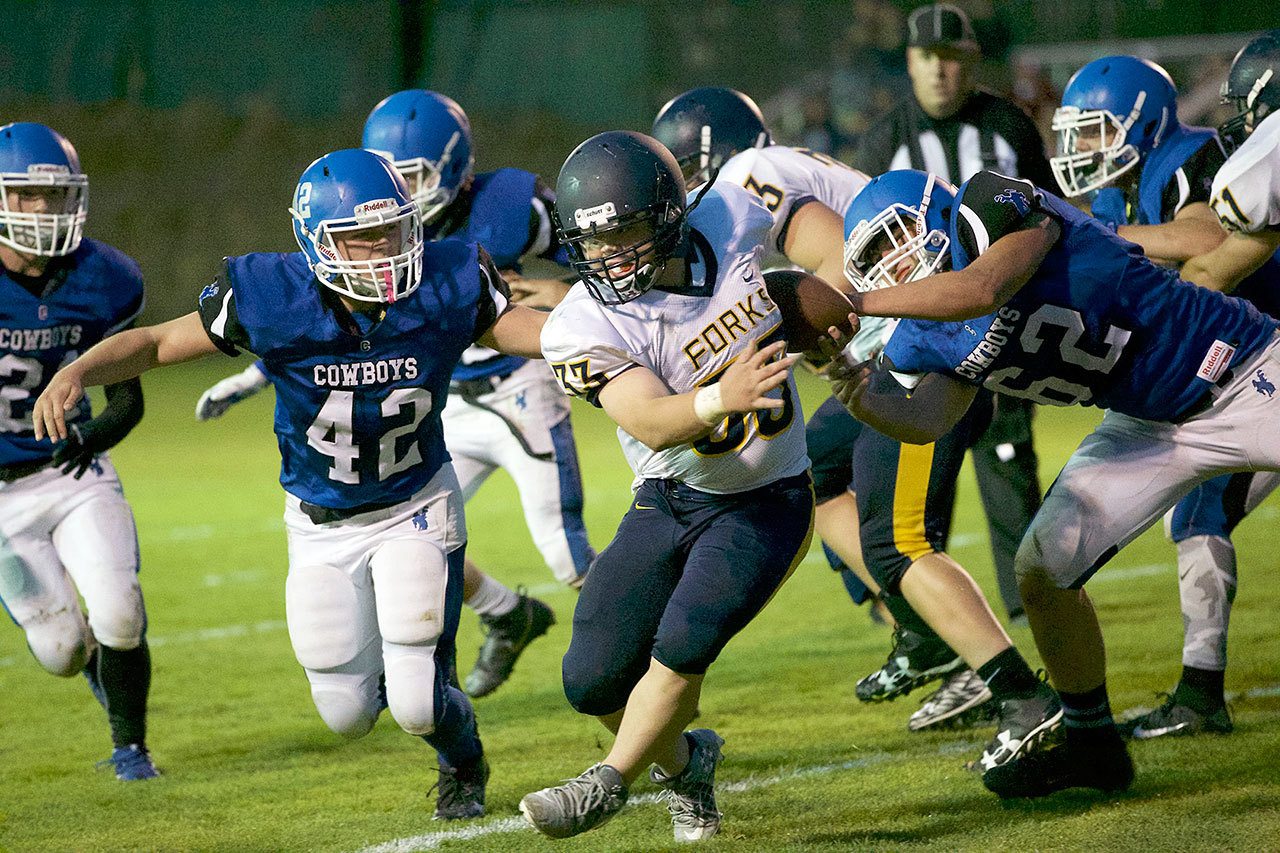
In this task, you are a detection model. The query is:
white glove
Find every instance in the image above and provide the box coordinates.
[195,362,270,420]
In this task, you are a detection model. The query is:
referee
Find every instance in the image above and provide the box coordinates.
[856,2,1048,620]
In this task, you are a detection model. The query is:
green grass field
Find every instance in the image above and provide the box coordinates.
[2,361,1278,852]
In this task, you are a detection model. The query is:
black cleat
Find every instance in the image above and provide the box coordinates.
[432,756,489,820]
[856,627,964,703]
[464,592,555,698]
[977,681,1063,772]
[1120,693,1233,740]
[982,739,1134,799]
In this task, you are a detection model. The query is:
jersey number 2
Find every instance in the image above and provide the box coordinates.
[306,388,433,484]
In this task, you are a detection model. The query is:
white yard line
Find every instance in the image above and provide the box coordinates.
[353,750,911,853]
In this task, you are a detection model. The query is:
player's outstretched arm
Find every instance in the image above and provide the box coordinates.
[1180,228,1280,293]
[852,215,1060,322]
[830,358,977,445]
[598,339,799,452]
[33,311,218,442]
[1116,203,1227,264]
[477,304,548,359]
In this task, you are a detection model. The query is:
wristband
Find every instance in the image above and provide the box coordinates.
[693,383,728,425]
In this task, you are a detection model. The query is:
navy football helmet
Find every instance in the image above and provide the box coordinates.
[289,148,424,303]
[553,131,687,305]
[362,90,475,223]
[0,122,88,257]
[843,170,955,293]
[651,87,771,189]
[1050,56,1178,197]
[1220,30,1280,152]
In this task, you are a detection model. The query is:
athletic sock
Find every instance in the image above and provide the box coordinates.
[1059,683,1122,748]
[879,592,939,639]
[976,646,1040,701]
[82,647,108,709]
[465,574,519,619]
[1174,665,1226,711]
[98,640,151,749]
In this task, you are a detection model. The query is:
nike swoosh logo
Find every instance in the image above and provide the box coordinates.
[1134,722,1189,738]
[634,503,657,510]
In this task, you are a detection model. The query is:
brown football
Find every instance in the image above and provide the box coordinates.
[763,269,856,354]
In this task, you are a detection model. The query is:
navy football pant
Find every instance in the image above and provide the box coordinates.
[562,474,814,717]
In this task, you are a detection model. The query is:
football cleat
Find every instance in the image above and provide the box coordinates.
[520,763,629,839]
[977,681,1064,772]
[982,739,1135,799]
[1120,693,1233,740]
[98,744,160,781]
[464,592,555,698]
[855,627,965,703]
[432,756,489,820]
[651,729,725,842]
[908,668,994,732]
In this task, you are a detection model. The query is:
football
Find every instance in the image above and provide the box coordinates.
[763,269,857,354]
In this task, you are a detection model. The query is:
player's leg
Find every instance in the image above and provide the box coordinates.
[968,394,1041,621]
[857,421,1057,755]
[0,531,91,677]
[53,473,156,779]
[989,410,1210,798]
[522,482,688,839]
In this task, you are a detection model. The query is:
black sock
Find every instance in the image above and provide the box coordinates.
[1174,666,1225,711]
[1060,683,1122,747]
[976,647,1040,701]
[82,647,107,709]
[878,592,937,639]
[98,640,151,749]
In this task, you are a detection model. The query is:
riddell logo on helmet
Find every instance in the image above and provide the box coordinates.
[26,164,70,176]
[354,198,399,220]
[575,202,617,229]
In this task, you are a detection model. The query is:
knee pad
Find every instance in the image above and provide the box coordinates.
[25,606,91,676]
[383,646,438,735]
[369,539,447,646]
[286,564,361,670]
[86,581,145,651]
[310,684,379,740]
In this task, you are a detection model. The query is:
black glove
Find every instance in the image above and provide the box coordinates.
[51,424,100,479]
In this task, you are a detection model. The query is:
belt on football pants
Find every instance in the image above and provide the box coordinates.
[448,368,517,398]
[0,458,51,482]
[298,497,403,525]
[449,372,555,463]
[1173,366,1237,424]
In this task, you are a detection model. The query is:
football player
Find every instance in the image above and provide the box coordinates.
[519,132,812,842]
[0,123,157,780]
[31,148,548,817]
[653,86,1014,732]
[1052,53,1280,738]
[833,166,1280,798]
[195,90,590,700]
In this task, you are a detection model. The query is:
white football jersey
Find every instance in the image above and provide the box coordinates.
[541,183,809,494]
[716,144,889,362]
[1210,110,1280,233]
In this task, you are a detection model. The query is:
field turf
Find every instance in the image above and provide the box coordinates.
[2,360,1278,852]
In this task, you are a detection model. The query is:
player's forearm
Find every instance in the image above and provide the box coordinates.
[1179,256,1237,293]
[82,378,145,451]
[615,392,713,451]
[1117,221,1226,263]
[480,305,547,358]
[67,326,167,387]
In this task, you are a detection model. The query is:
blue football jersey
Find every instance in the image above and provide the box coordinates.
[437,168,567,383]
[883,171,1279,423]
[0,239,144,465]
[198,241,509,509]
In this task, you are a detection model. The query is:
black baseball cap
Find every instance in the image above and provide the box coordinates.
[907,3,979,53]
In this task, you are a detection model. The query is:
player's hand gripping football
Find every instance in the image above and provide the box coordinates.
[718,338,800,413]
[32,366,86,444]
[818,312,876,414]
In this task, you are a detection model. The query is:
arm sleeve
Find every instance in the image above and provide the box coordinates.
[540,306,642,407]
[77,376,144,452]
[1162,139,1226,218]
[197,263,253,356]
[470,246,513,342]
[953,171,1046,261]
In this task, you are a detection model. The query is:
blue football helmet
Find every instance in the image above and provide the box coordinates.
[1051,56,1178,197]
[0,122,88,257]
[289,148,424,304]
[1220,30,1280,153]
[651,87,771,189]
[362,90,475,224]
[842,170,955,293]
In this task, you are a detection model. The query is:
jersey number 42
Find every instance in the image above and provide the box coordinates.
[307,388,433,484]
